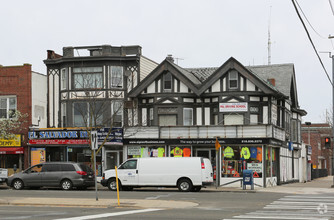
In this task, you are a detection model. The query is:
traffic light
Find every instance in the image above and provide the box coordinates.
[325,137,331,148]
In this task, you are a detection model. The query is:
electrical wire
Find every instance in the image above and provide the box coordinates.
[329,0,334,16]
[291,0,333,86]
[295,0,327,39]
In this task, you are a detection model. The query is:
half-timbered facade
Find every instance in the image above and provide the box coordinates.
[28,45,158,175]
[125,56,306,187]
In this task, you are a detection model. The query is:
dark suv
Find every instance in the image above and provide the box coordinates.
[7,162,95,190]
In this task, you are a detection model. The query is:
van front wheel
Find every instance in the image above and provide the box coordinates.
[177,179,192,192]
[108,178,122,191]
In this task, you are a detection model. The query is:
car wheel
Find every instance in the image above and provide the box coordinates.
[191,186,201,192]
[108,178,121,191]
[61,179,73,190]
[177,178,192,192]
[12,179,24,190]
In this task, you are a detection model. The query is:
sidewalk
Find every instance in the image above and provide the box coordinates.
[0,176,333,208]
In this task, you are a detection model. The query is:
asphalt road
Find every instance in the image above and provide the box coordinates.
[0,185,333,219]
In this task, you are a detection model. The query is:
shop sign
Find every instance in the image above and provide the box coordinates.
[28,128,123,145]
[97,127,123,145]
[219,102,248,112]
[124,138,270,145]
[29,139,89,145]
[0,135,21,147]
[29,130,88,139]
[128,146,141,155]
[247,163,262,173]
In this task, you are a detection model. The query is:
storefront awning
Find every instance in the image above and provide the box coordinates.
[0,147,24,154]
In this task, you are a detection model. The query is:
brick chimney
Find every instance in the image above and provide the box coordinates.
[267,78,275,86]
[166,54,174,63]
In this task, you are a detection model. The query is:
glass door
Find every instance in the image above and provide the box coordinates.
[105,151,119,170]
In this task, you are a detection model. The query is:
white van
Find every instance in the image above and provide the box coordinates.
[101,157,213,192]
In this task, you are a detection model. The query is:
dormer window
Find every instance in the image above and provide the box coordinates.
[228,70,238,89]
[163,72,172,91]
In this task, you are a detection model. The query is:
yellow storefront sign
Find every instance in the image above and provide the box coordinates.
[0,135,21,147]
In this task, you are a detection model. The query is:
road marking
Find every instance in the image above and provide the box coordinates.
[224,194,334,220]
[54,208,162,220]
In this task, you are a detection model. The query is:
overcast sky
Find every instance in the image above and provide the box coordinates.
[1,1,334,123]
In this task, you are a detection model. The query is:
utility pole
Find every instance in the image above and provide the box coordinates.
[321,36,334,185]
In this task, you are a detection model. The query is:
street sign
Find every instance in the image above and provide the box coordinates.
[91,131,98,150]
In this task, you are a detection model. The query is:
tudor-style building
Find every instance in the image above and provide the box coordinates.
[28,45,158,175]
[124,56,306,187]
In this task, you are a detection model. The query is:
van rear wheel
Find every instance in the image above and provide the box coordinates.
[177,179,192,192]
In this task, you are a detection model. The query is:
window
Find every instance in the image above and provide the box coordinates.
[73,103,87,127]
[291,120,297,142]
[112,101,123,127]
[228,70,238,89]
[163,72,172,91]
[61,164,76,171]
[119,160,137,169]
[61,103,66,127]
[110,66,123,88]
[73,102,104,127]
[183,108,193,125]
[61,68,68,90]
[224,114,244,125]
[149,108,154,126]
[42,164,61,172]
[159,115,177,126]
[0,96,16,119]
[73,67,103,89]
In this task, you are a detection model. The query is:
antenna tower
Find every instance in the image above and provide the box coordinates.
[268,6,272,65]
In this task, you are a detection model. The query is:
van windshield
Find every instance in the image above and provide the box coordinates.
[119,160,137,169]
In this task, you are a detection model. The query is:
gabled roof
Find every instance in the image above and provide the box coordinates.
[247,64,295,99]
[128,58,201,97]
[198,57,286,97]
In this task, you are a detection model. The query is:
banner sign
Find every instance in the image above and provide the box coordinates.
[31,148,46,166]
[219,102,248,112]
[0,135,21,147]
[247,163,262,173]
[128,146,141,155]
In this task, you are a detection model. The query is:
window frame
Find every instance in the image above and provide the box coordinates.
[228,70,238,89]
[183,108,193,126]
[0,96,17,119]
[72,67,103,89]
[163,72,172,91]
[110,66,123,88]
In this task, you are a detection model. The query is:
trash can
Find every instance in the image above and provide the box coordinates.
[242,169,254,190]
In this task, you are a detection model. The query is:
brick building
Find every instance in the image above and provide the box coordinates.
[0,64,46,173]
[301,123,332,175]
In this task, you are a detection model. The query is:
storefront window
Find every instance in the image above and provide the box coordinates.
[170,146,191,157]
[127,146,167,158]
[221,146,263,178]
[265,147,277,177]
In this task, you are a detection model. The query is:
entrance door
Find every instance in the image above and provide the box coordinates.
[196,149,211,160]
[105,151,120,170]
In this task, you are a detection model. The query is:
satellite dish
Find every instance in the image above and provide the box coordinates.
[124,70,132,77]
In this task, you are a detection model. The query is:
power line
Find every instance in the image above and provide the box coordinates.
[291,0,333,86]
[329,0,334,16]
[295,0,327,39]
